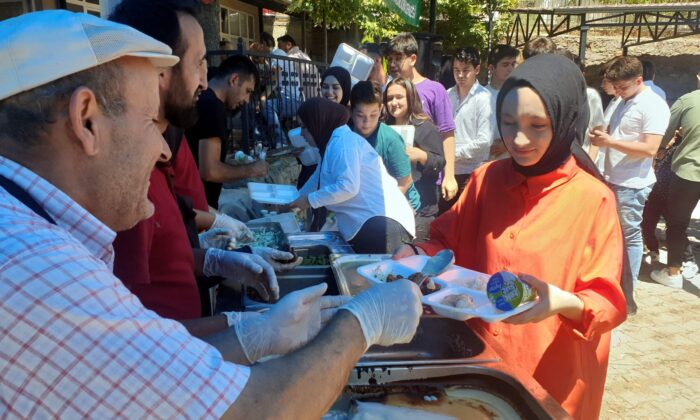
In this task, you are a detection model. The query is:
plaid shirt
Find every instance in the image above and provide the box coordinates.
[0,157,249,418]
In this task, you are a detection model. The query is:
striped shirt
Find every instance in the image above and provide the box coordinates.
[0,156,249,418]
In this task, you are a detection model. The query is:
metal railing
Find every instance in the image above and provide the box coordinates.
[207,38,328,154]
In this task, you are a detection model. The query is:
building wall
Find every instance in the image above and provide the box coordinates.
[220,0,259,46]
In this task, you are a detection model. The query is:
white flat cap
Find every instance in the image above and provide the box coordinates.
[0,10,179,101]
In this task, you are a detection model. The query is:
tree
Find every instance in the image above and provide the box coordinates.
[287,0,517,53]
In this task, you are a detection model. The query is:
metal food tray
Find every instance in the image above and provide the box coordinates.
[287,232,354,255]
[332,366,569,419]
[331,254,391,297]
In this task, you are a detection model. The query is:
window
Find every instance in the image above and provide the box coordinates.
[220,5,254,47]
[65,0,101,16]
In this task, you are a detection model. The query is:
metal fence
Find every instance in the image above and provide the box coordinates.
[207,39,328,154]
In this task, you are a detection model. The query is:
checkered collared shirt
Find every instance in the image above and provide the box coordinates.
[0,156,249,418]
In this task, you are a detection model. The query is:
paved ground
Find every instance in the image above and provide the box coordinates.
[601,216,700,419]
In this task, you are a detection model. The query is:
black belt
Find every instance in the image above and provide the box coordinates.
[0,174,57,225]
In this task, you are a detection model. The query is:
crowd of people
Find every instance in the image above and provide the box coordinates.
[2,1,699,419]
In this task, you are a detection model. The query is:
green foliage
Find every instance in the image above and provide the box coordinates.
[287,0,518,53]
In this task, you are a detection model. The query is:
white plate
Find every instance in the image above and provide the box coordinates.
[422,287,537,323]
[248,182,299,205]
[356,255,489,291]
[356,256,534,323]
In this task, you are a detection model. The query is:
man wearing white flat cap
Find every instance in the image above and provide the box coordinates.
[0,11,422,418]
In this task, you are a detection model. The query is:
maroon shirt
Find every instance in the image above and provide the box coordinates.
[171,136,209,212]
[113,165,201,320]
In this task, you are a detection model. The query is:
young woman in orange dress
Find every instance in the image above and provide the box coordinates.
[394,54,627,419]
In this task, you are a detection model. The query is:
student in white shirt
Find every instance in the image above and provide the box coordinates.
[290,98,416,253]
[485,44,519,160]
[642,60,667,102]
[443,47,493,214]
[555,48,606,160]
[597,61,623,172]
[590,56,671,314]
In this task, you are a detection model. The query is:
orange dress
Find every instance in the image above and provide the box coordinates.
[420,157,627,419]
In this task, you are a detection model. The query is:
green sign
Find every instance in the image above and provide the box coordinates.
[383,0,422,27]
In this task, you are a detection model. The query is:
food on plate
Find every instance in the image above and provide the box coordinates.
[385,272,441,295]
[441,294,475,309]
[486,271,536,311]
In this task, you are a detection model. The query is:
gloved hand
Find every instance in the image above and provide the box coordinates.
[339,279,422,349]
[198,227,233,250]
[235,283,351,363]
[212,213,254,243]
[203,248,279,301]
[251,246,303,271]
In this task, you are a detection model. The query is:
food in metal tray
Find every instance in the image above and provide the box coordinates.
[300,255,331,266]
[441,294,475,309]
[237,227,285,249]
[386,272,441,295]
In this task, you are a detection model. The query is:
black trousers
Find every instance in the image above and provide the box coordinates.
[438,173,471,215]
[350,216,413,254]
[641,171,671,253]
[666,173,700,267]
[414,214,435,243]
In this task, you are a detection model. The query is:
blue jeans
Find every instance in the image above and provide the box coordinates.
[610,184,652,294]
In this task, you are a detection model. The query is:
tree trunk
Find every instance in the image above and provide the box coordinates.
[195,0,221,53]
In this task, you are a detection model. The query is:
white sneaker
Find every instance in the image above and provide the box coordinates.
[651,268,683,289]
[681,261,698,280]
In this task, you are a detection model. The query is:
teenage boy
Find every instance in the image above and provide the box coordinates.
[650,86,700,287]
[350,81,421,211]
[386,33,458,202]
[485,44,519,159]
[522,36,556,59]
[642,60,667,102]
[442,47,493,213]
[186,55,269,208]
[590,56,671,313]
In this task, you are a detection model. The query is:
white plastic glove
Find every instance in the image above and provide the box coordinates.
[212,213,254,243]
[339,279,422,349]
[235,283,351,363]
[251,246,303,271]
[198,227,233,250]
[203,248,279,301]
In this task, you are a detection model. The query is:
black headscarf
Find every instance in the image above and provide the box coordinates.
[496,54,602,179]
[297,97,351,156]
[321,67,352,106]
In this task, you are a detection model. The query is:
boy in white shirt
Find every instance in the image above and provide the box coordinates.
[590,56,671,314]
[442,47,492,213]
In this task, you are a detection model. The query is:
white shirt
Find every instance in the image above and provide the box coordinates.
[271,48,301,101]
[287,46,319,100]
[583,87,605,152]
[603,87,671,188]
[300,125,415,240]
[447,83,493,174]
[644,80,667,102]
[485,84,499,138]
[596,96,624,171]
